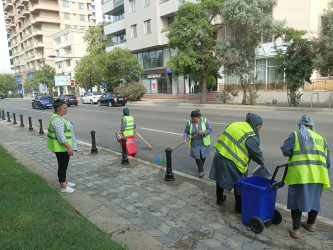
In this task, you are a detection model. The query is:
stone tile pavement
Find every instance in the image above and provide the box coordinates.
[0,119,333,250]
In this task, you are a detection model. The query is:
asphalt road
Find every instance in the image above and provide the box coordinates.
[1,98,333,220]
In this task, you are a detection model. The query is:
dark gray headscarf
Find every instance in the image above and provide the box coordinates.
[297,114,315,150]
[123,108,129,116]
[245,113,263,140]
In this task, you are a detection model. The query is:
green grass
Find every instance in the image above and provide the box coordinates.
[0,146,127,250]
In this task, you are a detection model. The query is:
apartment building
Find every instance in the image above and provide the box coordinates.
[2,0,92,92]
[102,0,331,96]
[90,0,112,25]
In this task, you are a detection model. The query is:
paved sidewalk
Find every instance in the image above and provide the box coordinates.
[0,120,333,250]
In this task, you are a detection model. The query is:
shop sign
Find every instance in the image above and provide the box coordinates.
[147,74,161,79]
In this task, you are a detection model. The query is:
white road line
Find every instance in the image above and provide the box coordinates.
[140,127,183,136]
[19,108,52,114]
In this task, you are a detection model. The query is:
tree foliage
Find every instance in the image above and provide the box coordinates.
[83,22,113,55]
[167,0,224,103]
[0,74,16,94]
[215,0,283,104]
[313,1,333,78]
[22,64,55,94]
[275,28,314,106]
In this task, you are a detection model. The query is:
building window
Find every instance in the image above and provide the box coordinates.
[63,0,69,8]
[66,60,71,66]
[64,13,70,20]
[80,15,85,21]
[57,62,62,69]
[129,0,136,13]
[64,33,69,41]
[80,26,86,30]
[78,3,84,10]
[65,24,71,29]
[143,0,150,7]
[130,24,137,38]
[103,15,106,19]
[256,58,266,83]
[54,37,61,45]
[144,19,151,34]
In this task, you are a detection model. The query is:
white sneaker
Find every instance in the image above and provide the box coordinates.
[61,186,75,193]
[67,181,76,187]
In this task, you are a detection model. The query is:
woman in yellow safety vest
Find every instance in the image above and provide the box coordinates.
[47,100,77,193]
[183,109,212,178]
[209,113,266,212]
[118,108,136,136]
[281,114,330,239]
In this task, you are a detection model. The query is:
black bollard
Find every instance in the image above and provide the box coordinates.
[0,109,2,118]
[121,137,129,164]
[13,113,17,125]
[90,130,98,153]
[20,114,24,127]
[28,116,33,131]
[2,110,5,120]
[7,112,11,122]
[38,119,44,134]
[164,147,175,181]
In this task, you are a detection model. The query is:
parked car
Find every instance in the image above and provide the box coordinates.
[0,94,5,99]
[81,93,103,104]
[97,92,127,107]
[57,94,78,106]
[32,95,54,109]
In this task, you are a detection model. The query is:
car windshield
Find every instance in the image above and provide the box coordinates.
[93,93,103,96]
[66,95,75,98]
[40,96,53,100]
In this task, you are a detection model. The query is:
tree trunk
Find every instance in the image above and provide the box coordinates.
[241,78,247,105]
[289,89,296,106]
[201,73,208,103]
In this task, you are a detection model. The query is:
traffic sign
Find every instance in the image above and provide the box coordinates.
[103,82,108,88]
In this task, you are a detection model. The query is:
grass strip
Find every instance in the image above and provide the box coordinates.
[0,146,127,250]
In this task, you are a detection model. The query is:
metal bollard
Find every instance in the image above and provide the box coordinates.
[20,114,24,127]
[2,110,5,120]
[28,116,33,131]
[121,137,129,164]
[164,147,175,181]
[90,130,98,153]
[38,119,44,134]
[7,111,11,122]
[0,109,2,118]
[13,113,17,125]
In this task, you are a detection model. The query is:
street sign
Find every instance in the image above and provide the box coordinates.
[54,75,71,86]
[103,82,108,88]
[103,76,108,81]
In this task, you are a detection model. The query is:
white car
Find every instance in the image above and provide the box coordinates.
[81,93,103,104]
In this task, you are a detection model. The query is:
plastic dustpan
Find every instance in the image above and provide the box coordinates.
[252,165,272,179]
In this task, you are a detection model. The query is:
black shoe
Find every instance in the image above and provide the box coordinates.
[216,195,227,205]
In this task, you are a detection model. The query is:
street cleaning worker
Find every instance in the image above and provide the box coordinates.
[281,114,330,239]
[47,100,77,193]
[183,109,212,178]
[118,108,136,136]
[209,113,265,211]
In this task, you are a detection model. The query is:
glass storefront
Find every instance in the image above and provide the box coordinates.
[142,73,177,94]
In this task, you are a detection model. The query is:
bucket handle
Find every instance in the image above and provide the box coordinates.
[270,163,288,189]
[115,132,123,141]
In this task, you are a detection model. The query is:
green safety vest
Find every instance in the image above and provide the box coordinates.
[214,122,256,174]
[188,117,211,147]
[122,115,134,136]
[285,130,330,190]
[47,114,73,152]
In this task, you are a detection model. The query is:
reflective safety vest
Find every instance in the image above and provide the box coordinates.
[214,122,256,173]
[47,114,72,152]
[285,130,330,190]
[122,115,134,136]
[188,117,210,147]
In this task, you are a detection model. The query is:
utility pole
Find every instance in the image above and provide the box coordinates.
[89,73,92,93]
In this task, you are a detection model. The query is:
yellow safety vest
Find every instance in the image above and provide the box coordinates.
[122,115,134,136]
[285,130,330,190]
[188,117,211,147]
[47,114,72,152]
[214,122,256,173]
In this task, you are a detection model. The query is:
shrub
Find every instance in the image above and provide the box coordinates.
[115,82,146,101]
[218,86,238,104]
[246,83,260,105]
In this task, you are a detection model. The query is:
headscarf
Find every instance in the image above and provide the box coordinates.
[245,113,263,140]
[123,108,129,116]
[191,109,201,118]
[297,114,315,150]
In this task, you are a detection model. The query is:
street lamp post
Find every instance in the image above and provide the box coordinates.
[89,73,92,93]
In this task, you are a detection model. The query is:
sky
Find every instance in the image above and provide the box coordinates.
[0,4,14,74]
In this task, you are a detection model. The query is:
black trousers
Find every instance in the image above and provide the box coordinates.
[216,183,241,210]
[195,158,206,172]
[55,152,70,183]
[291,209,318,230]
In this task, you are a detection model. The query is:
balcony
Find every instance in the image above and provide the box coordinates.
[5,11,14,22]
[106,42,127,52]
[4,0,14,11]
[31,15,60,24]
[30,3,59,13]
[159,0,196,17]
[104,19,125,36]
[102,0,124,16]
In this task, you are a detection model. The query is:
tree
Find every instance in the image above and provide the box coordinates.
[32,64,55,87]
[83,22,113,55]
[275,28,315,106]
[24,76,40,95]
[313,1,333,78]
[215,0,283,104]
[167,0,224,103]
[0,74,16,94]
[104,48,143,87]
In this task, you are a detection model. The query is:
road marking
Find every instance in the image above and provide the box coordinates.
[19,108,52,114]
[140,127,183,136]
[218,114,287,120]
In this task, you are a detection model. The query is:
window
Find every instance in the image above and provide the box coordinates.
[57,62,62,69]
[80,15,85,21]
[64,33,69,41]
[256,58,266,83]
[56,50,60,56]
[143,0,150,7]
[64,13,70,20]
[129,0,136,13]
[66,60,71,66]
[130,24,137,38]
[65,24,71,29]
[78,3,84,10]
[54,37,61,45]
[63,0,69,8]
[80,26,86,30]
[144,19,151,34]
[103,15,106,19]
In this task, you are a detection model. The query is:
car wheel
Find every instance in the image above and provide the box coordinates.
[109,101,113,107]
[39,104,43,110]
[75,103,78,106]
[122,104,125,106]
[32,104,35,109]
[98,101,101,106]
[90,100,93,104]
